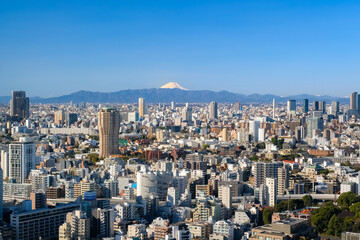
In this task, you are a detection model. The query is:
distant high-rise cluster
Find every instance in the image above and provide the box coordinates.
[98,108,120,158]
[10,90,29,119]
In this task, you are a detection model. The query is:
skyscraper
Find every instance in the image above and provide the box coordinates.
[209,101,218,119]
[9,140,36,183]
[331,101,340,115]
[10,91,30,119]
[303,99,309,113]
[139,97,145,117]
[287,100,296,115]
[313,101,319,111]
[350,92,357,110]
[319,101,326,113]
[98,108,120,158]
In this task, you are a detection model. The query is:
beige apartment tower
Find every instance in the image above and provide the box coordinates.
[139,97,145,117]
[98,108,120,158]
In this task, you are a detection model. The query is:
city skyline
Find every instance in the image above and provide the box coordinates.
[1,0,360,97]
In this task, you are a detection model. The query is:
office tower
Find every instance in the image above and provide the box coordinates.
[331,101,340,115]
[54,110,65,125]
[319,101,326,113]
[306,117,324,138]
[313,101,319,111]
[272,99,275,118]
[66,113,78,127]
[249,120,260,142]
[209,101,218,119]
[91,208,114,238]
[0,168,2,221]
[10,91,30,119]
[9,140,36,183]
[350,92,357,110]
[171,101,175,110]
[11,202,80,240]
[139,97,145,117]
[303,99,309,113]
[1,150,9,179]
[98,108,120,158]
[287,100,296,115]
[277,166,289,195]
[265,177,277,207]
[30,192,47,210]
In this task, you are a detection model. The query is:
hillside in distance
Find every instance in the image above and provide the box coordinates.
[9,88,347,104]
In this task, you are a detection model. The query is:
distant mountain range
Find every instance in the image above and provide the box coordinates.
[0,88,349,104]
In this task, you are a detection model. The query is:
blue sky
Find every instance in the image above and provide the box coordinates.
[0,0,359,97]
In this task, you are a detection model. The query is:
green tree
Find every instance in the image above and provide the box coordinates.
[88,153,100,164]
[337,192,360,208]
[262,207,274,225]
[311,202,338,233]
[350,202,360,217]
[302,195,313,207]
[327,215,343,237]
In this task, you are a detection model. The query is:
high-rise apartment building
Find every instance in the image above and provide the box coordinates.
[10,91,30,119]
[209,101,218,119]
[277,166,290,195]
[11,202,80,240]
[265,177,277,207]
[98,108,120,158]
[139,97,145,117]
[9,140,36,183]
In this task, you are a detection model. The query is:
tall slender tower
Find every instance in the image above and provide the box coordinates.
[350,92,357,110]
[98,108,120,158]
[272,99,275,119]
[303,99,309,113]
[209,101,218,119]
[10,91,29,119]
[139,98,145,117]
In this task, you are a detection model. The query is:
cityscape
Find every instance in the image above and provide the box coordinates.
[2,1,360,240]
[0,85,360,240]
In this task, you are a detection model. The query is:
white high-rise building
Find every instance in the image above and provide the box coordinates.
[1,150,9,179]
[266,177,277,207]
[9,140,36,183]
[249,120,260,142]
[258,128,265,142]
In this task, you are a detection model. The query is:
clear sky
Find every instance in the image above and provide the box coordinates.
[1,0,360,97]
